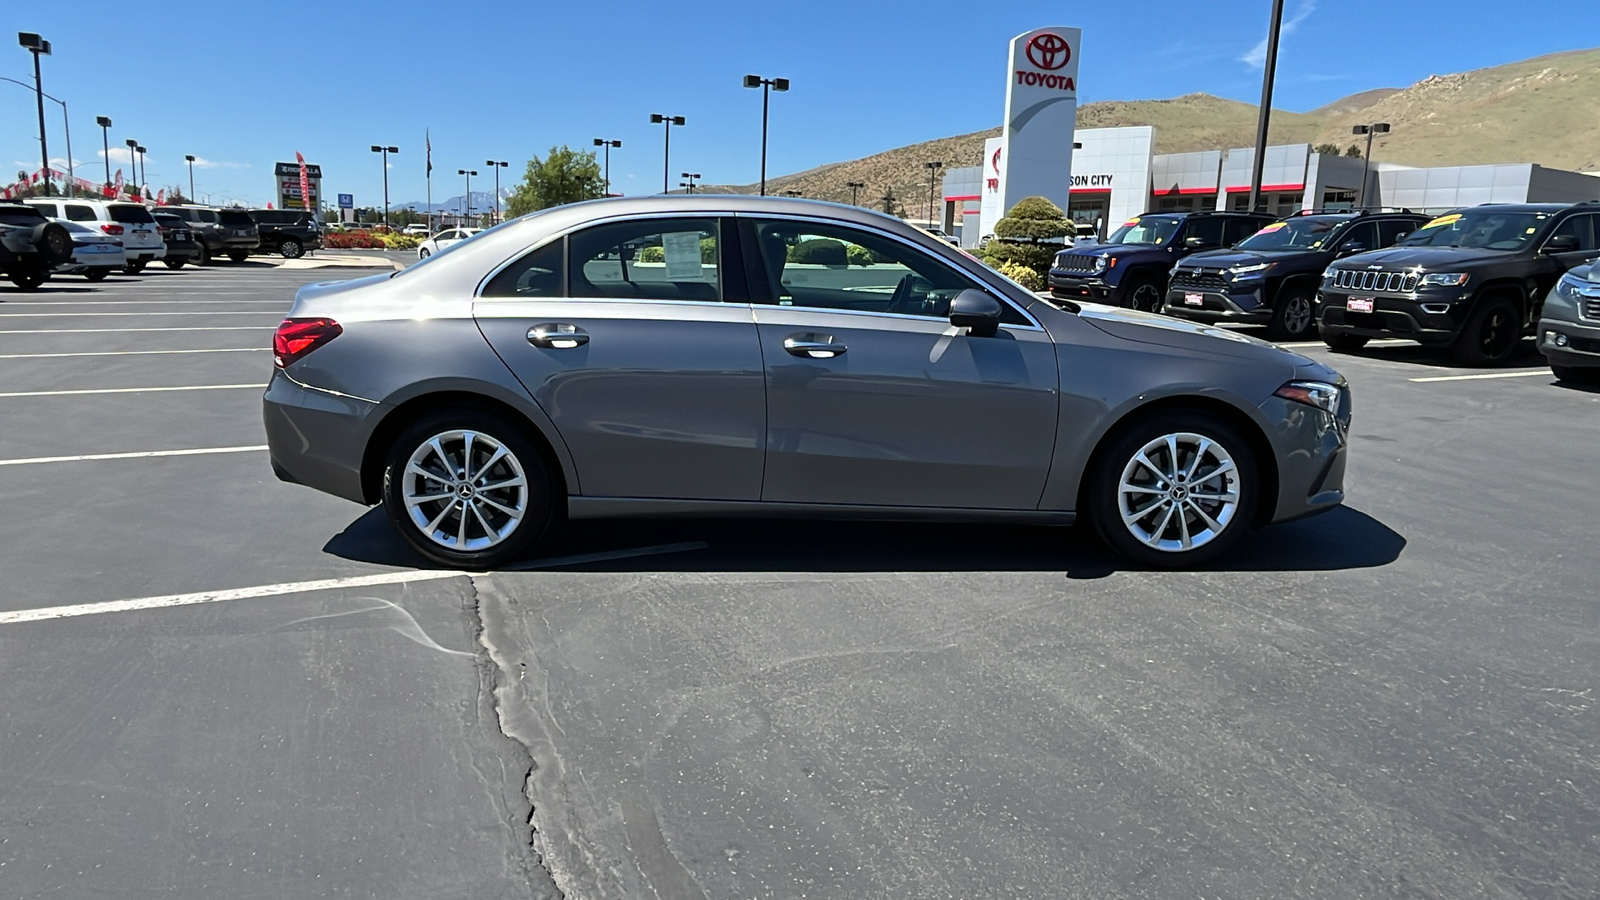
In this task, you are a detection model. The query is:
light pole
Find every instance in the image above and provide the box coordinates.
[125,139,137,196]
[678,172,700,194]
[184,155,196,202]
[1,74,72,196]
[924,160,943,230]
[1351,123,1391,208]
[593,138,621,195]
[742,75,789,196]
[649,113,685,194]
[96,116,112,190]
[458,169,477,226]
[135,146,146,197]
[846,180,865,206]
[370,145,398,228]
[486,160,507,222]
[1247,0,1285,213]
[18,33,52,195]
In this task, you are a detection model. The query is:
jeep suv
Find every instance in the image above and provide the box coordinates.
[159,205,261,263]
[1164,210,1429,340]
[248,208,322,258]
[0,200,72,289]
[1048,211,1272,311]
[1319,203,1600,364]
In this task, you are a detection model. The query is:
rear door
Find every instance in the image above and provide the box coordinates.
[108,204,161,252]
[474,215,767,500]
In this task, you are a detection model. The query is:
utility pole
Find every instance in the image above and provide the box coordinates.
[185,154,196,202]
[679,172,701,194]
[371,145,398,228]
[649,114,685,194]
[742,75,789,196]
[593,138,621,196]
[924,160,943,229]
[486,160,507,222]
[97,116,112,190]
[846,181,865,206]
[1351,123,1391,208]
[1247,0,1285,214]
[18,33,52,195]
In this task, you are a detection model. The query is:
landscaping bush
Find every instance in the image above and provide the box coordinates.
[788,238,848,266]
[378,232,421,250]
[983,196,1071,285]
[846,244,876,267]
[636,246,665,263]
[997,261,1045,292]
[323,231,385,249]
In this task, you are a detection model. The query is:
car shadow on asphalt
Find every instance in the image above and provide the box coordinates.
[5,285,97,294]
[1325,338,1545,370]
[323,504,1405,579]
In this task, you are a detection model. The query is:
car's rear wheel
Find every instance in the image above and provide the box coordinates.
[163,258,186,269]
[381,410,555,569]
[1451,295,1520,365]
[122,259,146,274]
[85,268,111,281]
[1268,286,1315,341]
[196,244,212,265]
[281,238,303,259]
[1551,365,1600,385]
[1320,330,1369,351]
[227,251,249,263]
[7,264,49,290]
[1089,412,1259,568]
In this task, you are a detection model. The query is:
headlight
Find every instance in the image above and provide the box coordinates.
[1419,272,1469,287]
[1092,256,1108,273]
[1554,272,1586,300]
[1274,381,1342,417]
[1228,261,1274,277]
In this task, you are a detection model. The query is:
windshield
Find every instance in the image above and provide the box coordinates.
[1397,209,1551,251]
[1101,215,1180,246]
[1236,217,1348,251]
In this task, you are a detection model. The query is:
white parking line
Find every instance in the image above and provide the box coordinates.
[1278,338,1414,349]
[0,326,276,334]
[0,445,268,467]
[1408,370,1551,383]
[0,348,267,359]
[0,383,263,398]
[0,542,710,625]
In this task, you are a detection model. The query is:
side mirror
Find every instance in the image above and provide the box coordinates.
[1182,236,1215,251]
[949,289,1003,338]
[1338,242,1367,257]
[1544,234,1580,254]
[1392,232,1410,243]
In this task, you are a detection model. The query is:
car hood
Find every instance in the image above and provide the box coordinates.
[1076,301,1317,366]
[1335,245,1511,269]
[1179,248,1294,269]
[1058,244,1158,261]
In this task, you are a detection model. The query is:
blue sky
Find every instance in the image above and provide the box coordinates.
[3,1,1593,207]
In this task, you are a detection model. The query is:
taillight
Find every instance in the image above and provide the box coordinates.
[273,318,342,368]
[101,223,125,235]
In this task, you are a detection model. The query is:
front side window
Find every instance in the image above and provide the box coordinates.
[1337,222,1379,253]
[1237,216,1349,251]
[1183,217,1226,247]
[1544,214,1597,251]
[1102,215,1181,247]
[568,218,720,302]
[1399,210,1551,251]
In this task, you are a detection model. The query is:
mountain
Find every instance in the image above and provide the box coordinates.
[391,189,510,214]
[711,47,1600,209]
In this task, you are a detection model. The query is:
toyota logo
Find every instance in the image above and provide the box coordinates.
[1026,33,1071,71]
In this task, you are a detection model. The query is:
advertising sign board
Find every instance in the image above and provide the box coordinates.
[273,161,322,211]
[1000,27,1081,218]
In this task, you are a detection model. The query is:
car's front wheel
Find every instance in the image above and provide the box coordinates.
[1122,274,1164,313]
[196,244,212,265]
[227,251,249,263]
[418,247,430,259]
[281,239,303,259]
[123,259,146,275]
[381,410,555,569]
[7,264,49,290]
[85,268,111,281]
[163,258,186,269]
[1451,296,1520,365]
[1268,286,1315,341]
[1089,412,1259,568]
[1320,330,1369,351]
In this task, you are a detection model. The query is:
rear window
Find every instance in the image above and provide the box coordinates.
[0,203,46,225]
[218,210,254,227]
[154,214,184,228]
[249,210,283,224]
[109,204,156,224]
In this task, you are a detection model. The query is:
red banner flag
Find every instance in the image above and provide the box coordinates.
[295,151,312,214]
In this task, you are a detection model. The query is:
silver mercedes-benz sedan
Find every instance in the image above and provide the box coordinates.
[264,196,1350,569]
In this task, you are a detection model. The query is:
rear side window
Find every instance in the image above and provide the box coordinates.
[198,209,218,224]
[568,218,721,302]
[218,210,254,227]
[31,202,60,217]
[0,204,46,225]
[65,204,97,222]
[109,204,155,224]
[482,239,565,298]
[1377,219,1417,247]
[154,215,183,229]
[1222,218,1260,245]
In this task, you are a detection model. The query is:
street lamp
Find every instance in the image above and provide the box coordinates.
[679,172,700,194]
[649,113,685,194]
[924,160,943,230]
[96,116,111,189]
[0,74,73,196]
[370,145,398,228]
[486,160,507,222]
[742,74,789,196]
[18,32,52,195]
[184,154,196,203]
[135,146,146,197]
[1351,123,1391,208]
[846,180,865,206]
[458,169,477,225]
[593,138,621,196]
[124,139,137,195]
[780,189,803,198]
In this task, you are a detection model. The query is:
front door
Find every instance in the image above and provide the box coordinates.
[474,215,766,500]
[742,217,1059,510]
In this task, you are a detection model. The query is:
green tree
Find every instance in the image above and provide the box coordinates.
[982,196,1072,283]
[1345,144,1363,157]
[1313,143,1342,156]
[505,146,605,217]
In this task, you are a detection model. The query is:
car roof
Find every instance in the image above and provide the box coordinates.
[1443,203,1584,214]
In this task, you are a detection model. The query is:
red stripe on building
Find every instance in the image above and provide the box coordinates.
[943,194,981,202]
[1069,187,1111,194]
[1223,183,1305,193]
[1154,186,1221,195]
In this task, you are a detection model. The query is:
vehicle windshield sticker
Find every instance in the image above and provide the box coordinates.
[662,231,707,281]
[1420,213,1462,230]
[1123,218,1139,226]
[1257,222,1287,233]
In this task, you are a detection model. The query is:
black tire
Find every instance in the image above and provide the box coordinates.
[163,258,186,269]
[1088,411,1260,568]
[280,239,303,259]
[1450,295,1520,365]
[1551,365,1600,385]
[123,259,147,275]
[84,268,111,282]
[418,247,430,259]
[380,409,556,569]
[7,264,49,290]
[196,243,212,265]
[31,221,72,263]
[227,251,249,263]
[1267,285,1316,341]
[1121,273,1164,313]
[1320,331,1369,351]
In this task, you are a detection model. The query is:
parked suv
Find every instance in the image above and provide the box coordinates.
[153,212,200,268]
[1049,211,1273,311]
[1538,261,1600,383]
[249,208,322,258]
[0,200,72,289]
[1319,203,1600,364]
[159,205,261,263]
[1164,209,1430,340]
[25,197,167,273]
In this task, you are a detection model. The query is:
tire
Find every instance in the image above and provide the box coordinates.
[31,221,72,263]
[1450,296,1520,365]
[1267,285,1316,341]
[1088,411,1260,568]
[7,264,49,290]
[227,251,249,263]
[85,268,111,282]
[196,243,212,265]
[418,247,430,259]
[1121,273,1164,313]
[163,258,187,269]
[122,259,147,275]
[1551,365,1600,385]
[1320,331,1369,351]
[280,239,303,259]
[380,410,556,569]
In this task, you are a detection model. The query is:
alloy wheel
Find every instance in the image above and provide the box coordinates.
[1282,295,1312,335]
[1132,283,1161,312]
[401,430,529,552]
[1117,432,1241,552]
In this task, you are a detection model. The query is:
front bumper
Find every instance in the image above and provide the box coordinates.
[263,368,382,504]
[1315,286,1463,345]
[1162,283,1271,325]
[124,245,167,263]
[1537,315,1600,368]
[1258,391,1351,523]
[1048,271,1115,302]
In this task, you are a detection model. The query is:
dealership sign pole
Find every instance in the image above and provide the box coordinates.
[999,27,1081,221]
[1247,0,1285,214]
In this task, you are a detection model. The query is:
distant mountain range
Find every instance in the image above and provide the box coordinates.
[391,189,511,214]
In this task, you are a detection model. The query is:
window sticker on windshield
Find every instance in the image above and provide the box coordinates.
[662,231,708,281]
[1123,218,1140,227]
[1420,213,1462,230]
[1257,222,1287,233]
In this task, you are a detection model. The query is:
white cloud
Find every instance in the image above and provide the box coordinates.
[1241,0,1316,69]
[97,147,138,165]
[189,156,248,170]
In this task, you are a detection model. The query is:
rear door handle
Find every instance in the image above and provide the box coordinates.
[528,323,589,349]
[783,337,847,359]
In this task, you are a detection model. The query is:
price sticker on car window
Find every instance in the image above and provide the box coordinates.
[1256,222,1287,234]
[662,231,709,281]
[1123,217,1140,227]
[1420,213,1461,230]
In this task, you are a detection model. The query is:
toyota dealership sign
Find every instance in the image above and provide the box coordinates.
[997,26,1082,221]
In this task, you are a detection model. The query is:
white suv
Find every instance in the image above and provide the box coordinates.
[25,198,167,274]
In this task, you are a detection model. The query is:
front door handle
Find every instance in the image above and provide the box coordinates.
[528,323,589,349]
[783,336,847,359]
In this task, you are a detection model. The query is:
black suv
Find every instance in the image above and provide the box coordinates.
[1048,210,1273,310]
[159,205,260,263]
[0,200,71,290]
[1164,209,1430,340]
[1319,203,1600,364]
[248,208,322,259]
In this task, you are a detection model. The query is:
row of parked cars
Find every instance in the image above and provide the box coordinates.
[1047,201,1600,379]
[0,198,324,290]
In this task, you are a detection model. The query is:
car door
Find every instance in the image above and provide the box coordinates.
[474,215,767,501]
[741,216,1059,510]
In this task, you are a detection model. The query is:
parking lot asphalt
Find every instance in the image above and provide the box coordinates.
[1,265,1596,899]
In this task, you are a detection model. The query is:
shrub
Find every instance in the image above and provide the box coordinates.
[997,261,1044,292]
[846,244,875,267]
[636,246,665,263]
[378,232,421,250]
[789,238,848,266]
[983,195,1071,284]
[323,231,384,249]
